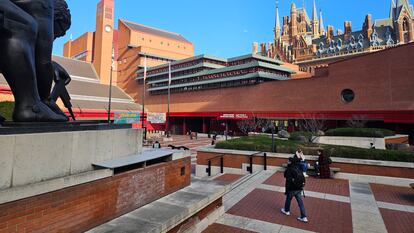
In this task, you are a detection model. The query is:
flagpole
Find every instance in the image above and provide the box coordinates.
[142,55,147,140]
[167,62,171,137]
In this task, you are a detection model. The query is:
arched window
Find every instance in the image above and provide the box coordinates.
[403,18,409,31]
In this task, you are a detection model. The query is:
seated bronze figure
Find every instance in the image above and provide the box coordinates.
[0,0,72,122]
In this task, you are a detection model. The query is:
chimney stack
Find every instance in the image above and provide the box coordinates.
[327,25,334,40]
[252,42,259,54]
[344,21,352,35]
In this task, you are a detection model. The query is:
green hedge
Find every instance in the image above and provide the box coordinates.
[321,144,414,162]
[289,131,312,141]
[0,101,13,121]
[215,135,414,162]
[325,128,395,138]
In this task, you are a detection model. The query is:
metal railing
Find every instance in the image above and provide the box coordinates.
[205,151,268,176]
[206,154,224,177]
[247,152,267,174]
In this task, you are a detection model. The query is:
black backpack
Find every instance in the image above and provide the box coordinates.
[291,167,305,190]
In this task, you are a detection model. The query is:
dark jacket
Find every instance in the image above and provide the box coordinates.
[284,164,303,192]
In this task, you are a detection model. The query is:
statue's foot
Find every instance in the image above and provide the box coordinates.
[43,99,69,120]
[13,101,68,122]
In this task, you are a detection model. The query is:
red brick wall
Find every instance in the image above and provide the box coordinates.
[138,43,414,123]
[197,151,414,178]
[0,157,190,233]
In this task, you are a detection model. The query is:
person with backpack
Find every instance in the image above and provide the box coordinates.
[281,157,308,223]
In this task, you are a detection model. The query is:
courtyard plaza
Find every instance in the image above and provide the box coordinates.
[144,134,229,174]
[142,136,413,233]
[203,170,414,233]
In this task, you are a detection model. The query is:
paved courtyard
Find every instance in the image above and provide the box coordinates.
[203,170,414,233]
[147,135,223,174]
[143,137,414,232]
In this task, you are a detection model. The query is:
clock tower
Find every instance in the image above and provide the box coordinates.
[93,0,114,85]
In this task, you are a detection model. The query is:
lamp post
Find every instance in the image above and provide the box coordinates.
[166,62,171,137]
[270,120,277,153]
[142,55,147,140]
[107,47,115,124]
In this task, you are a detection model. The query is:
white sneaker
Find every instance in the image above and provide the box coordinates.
[303,172,309,178]
[297,217,309,223]
[280,208,290,216]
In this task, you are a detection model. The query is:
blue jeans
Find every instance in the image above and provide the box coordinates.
[300,162,308,173]
[284,190,307,218]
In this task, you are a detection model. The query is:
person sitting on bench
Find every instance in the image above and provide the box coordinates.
[315,149,332,179]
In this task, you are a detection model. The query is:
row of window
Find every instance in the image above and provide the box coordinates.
[150,78,264,95]
[149,67,289,88]
[140,37,187,50]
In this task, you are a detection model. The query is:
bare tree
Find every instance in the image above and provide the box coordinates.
[237,119,258,135]
[299,114,326,143]
[347,115,368,128]
[237,118,271,135]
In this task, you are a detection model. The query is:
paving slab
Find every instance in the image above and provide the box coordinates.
[349,182,387,233]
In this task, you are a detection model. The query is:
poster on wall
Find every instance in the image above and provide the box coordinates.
[148,112,166,124]
[114,112,140,124]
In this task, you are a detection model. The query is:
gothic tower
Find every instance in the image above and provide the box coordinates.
[311,0,319,37]
[274,1,281,41]
[93,0,115,85]
[319,10,325,36]
[290,3,298,37]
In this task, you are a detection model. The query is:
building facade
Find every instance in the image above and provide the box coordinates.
[136,43,414,141]
[64,0,194,87]
[256,0,414,72]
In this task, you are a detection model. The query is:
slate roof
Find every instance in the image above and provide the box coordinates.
[0,56,141,112]
[120,19,192,44]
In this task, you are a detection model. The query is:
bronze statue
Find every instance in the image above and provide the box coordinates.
[0,0,72,122]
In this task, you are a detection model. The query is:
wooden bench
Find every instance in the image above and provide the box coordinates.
[281,163,341,173]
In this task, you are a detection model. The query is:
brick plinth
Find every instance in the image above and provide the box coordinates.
[0,157,190,233]
[197,151,414,178]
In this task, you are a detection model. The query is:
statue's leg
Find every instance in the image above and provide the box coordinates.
[12,0,54,101]
[0,1,67,122]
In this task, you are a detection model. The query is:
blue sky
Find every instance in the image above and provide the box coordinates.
[53,0,396,58]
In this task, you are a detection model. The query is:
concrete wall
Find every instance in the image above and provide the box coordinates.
[0,128,142,190]
[314,136,386,149]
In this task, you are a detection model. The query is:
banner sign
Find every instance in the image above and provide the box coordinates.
[114,112,140,124]
[148,112,166,124]
[218,113,250,120]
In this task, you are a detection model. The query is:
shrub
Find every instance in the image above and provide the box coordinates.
[289,131,312,141]
[321,144,414,162]
[325,128,395,138]
[215,135,414,162]
[0,101,14,121]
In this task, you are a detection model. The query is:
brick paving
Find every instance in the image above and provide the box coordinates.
[380,208,414,233]
[371,183,414,206]
[214,174,244,184]
[149,135,216,175]
[227,188,352,233]
[203,223,257,233]
[263,172,350,197]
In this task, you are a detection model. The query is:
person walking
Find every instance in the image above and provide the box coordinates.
[281,157,308,223]
[315,149,331,179]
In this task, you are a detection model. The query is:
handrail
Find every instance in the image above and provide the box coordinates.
[247,152,267,173]
[206,154,224,176]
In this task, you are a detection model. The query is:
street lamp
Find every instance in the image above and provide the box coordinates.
[107,47,115,124]
[269,120,277,153]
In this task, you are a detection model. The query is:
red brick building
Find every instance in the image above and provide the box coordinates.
[135,42,414,141]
